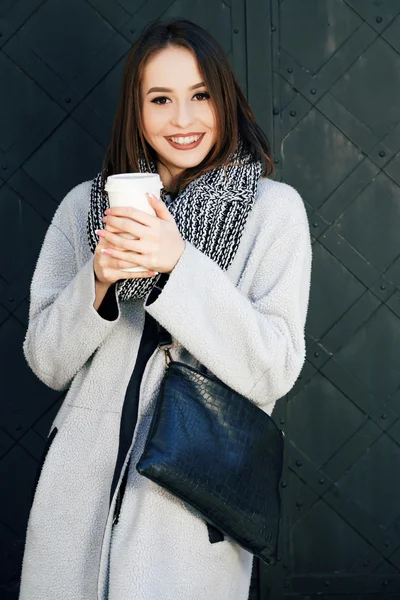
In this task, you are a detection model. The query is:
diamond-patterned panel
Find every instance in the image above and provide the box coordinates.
[335,304,400,397]
[281,0,360,75]
[336,172,400,273]
[283,108,363,209]
[24,118,105,200]
[307,242,365,340]
[276,0,400,595]
[72,57,127,148]
[0,316,58,441]
[0,53,63,154]
[0,443,37,538]
[287,372,366,467]
[291,499,368,572]
[20,0,116,82]
[0,184,48,294]
[331,37,400,139]
[336,434,400,529]
[383,13,400,52]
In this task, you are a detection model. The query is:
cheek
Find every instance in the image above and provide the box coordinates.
[142,105,165,137]
[203,105,217,135]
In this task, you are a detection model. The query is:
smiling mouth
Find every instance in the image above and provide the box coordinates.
[165,133,205,150]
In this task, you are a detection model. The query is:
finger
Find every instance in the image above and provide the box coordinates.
[104,223,123,234]
[95,226,148,249]
[96,236,121,253]
[146,193,174,222]
[123,270,156,279]
[100,246,147,264]
[102,216,150,237]
[105,206,156,227]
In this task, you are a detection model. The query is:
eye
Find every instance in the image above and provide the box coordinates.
[193,92,210,101]
[150,92,210,105]
[151,96,171,105]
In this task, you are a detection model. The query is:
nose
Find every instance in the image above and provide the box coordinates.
[170,100,195,129]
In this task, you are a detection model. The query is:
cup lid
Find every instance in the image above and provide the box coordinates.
[105,173,163,191]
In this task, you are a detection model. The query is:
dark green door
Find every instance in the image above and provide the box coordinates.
[1,1,400,599]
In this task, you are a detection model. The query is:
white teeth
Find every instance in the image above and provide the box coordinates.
[168,134,202,145]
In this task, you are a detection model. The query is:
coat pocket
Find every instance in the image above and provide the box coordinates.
[30,426,59,507]
[205,521,225,544]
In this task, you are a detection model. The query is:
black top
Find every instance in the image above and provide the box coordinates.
[97,274,170,522]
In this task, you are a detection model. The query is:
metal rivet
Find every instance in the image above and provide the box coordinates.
[364,560,370,566]
[64,97,71,104]
[384,541,390,547]
[130,28,136,33]
[287,67,293,74]
[296,460,302,467]
[310,88,317,95]
[383,579,389,586]
[312,222,318,228]
[15,424,22,431]
[325,580,331,587]
[2,165,8,170]
[0,32,3,37]
[319,478,325,484]
[381,414,387,420]
[280,418,285,425]
[281,480,287,488]
[234,28,239,34]
[271,25,276,32]
[273,107,280,115]
[296,500,303,507]
[314,351,320,358]
[380,284,386,290]
[275,159,279,164]
[8,296,14,302]
[379,150,386,157]
[376,16,383,23]
[290,110,296,116]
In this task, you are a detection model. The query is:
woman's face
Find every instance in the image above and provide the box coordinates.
[141,45,217,186]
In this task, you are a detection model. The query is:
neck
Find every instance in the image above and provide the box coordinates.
[156,159,182,192]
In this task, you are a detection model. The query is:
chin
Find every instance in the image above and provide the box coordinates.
[163,150,212,170]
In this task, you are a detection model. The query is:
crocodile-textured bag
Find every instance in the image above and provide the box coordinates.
[136,326,284,565]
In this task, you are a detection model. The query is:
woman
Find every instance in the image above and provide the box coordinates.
[19,19,312,600]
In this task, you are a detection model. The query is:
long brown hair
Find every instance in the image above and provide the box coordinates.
[102,19,274,194]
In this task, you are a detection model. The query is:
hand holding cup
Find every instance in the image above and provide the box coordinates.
[96,193,185,275]
[93,223,156,285]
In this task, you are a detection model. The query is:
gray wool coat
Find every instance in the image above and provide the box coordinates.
[19,176,312,600]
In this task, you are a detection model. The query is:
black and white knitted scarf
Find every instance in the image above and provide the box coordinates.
[87,138,262,301]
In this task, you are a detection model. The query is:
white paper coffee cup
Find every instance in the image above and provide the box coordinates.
[105,173,163,273]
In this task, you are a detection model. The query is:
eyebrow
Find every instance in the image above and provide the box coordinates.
[146,82,206,95]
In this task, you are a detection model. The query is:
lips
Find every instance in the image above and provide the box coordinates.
[165,133,205,151]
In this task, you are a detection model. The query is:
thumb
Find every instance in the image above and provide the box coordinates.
[147,193,174,221]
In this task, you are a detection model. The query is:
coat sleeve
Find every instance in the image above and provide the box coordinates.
[145,216,312,414]
[23,187,121,391]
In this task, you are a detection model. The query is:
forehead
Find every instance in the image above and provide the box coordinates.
[142,46,203,88]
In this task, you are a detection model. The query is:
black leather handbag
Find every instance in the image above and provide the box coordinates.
[136,325,284,565]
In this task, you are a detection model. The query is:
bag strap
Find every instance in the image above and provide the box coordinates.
[156,321,209,376]
[156,322,173,366]
[156,322,172,345]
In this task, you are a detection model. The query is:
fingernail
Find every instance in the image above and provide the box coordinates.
[105,209,111,215]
